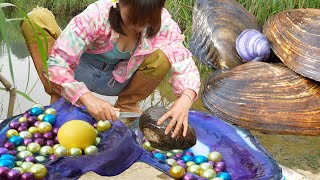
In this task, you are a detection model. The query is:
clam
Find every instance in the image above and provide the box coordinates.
[263,9,320,82]
[202,62,320,136]
[189,0,260,69]
[139,107,197,151]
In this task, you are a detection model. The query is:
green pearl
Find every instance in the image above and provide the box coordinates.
[142,142,155,152]
[13,167,24,173]
[54,146,67,157]
[17,150,33,160]
[96,120,111,132]
[32,104,44,110]
[35,156,48,163]
[37,114,46,121]
[19,131,32,139]
[28,127,38,134]
[200,169,217,179]
[166,152,174,158]
[68,148,82,156]
[29,164,48,179]
[53,144,61,149]
[39,146,53,156]
[95,137,101,145]
[199,162,213,170]
[20,161,34,171]
[37,122,52,134]
[84,145,98,155]
[44,108,57,116]
[17,146,27,152]
[207,151,223,162]
[15,161,23,166]
[186,161,196,167]
[187,164,200,175]
[27,143,41,153]
[166,158,178,167]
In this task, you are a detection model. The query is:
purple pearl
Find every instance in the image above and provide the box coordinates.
[46,140,55,147]
[20,122,29,127]
[52,128,59,135]
[185,151,194,156]
[27,116,37,124]
[93,123,97,128]
[17,126,27,132]
[34,138,46,146]
[9,122,20,129]
[4,142,15,150]
[0,148,8,155]
[23,112,30,118]
[23,139,33,146]
[25,156,36,163]
[34,121,41,127]
[172,156,178,161]
[7,169,21,180]
[33,132,42,139]
[177,162,186,169]
[21,172,35,180]
[49,154,56,161]
[216,161,226,171]
[208,161,216,167]
[175,153,183,159]
[54,137,59,144]
[214,166,223,173]
[43,132,53,140]
[0,166,9,177]
[183,173,195,180]
[8,150,17,156]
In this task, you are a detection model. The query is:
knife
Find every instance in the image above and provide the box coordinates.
[118,112,142,118]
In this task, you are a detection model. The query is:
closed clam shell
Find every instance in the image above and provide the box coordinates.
[139,107,196,151]
[189,0,260,69]
[263,9,320,81]
[202,62,320,135]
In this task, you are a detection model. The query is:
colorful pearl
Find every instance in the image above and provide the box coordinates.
[28,127,38,134]
[96,120,111,132]
[39,146,53,156]
[44,108,57,116]
[37,114,46,121]
[27,143,41,153]
[29,164,47,179]
[142,142,155,152]
[217,172,232,180]
[19,131,32,139]
[9,121,19,129]
[181,155,193,162]
[0,154,15,161]
[187,164,200,175]
[208,151,223,162]
[30,107,43,117]
[6,129,19,138]
[37,122,52,134]
[17,151,33,160]
[7,169,21,179]
[0,159,14,168]
[35,156,48,163]
[68,148,82,156]
[43,114,56,125]
[32,104,44,111]
[20,162,34,172]
[169,165,185,179]
[16,146,27,152]
[21,172,35,180]
[194,155,208,165]
[201,169,217,179]
[18,117,28,123]
[53,146,67,157]
[84,145,98,155]
[9,136,23,146]
[153,153,166,161]
[166,158,178,167]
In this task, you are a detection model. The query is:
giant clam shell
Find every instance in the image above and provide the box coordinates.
[139,107,196,151]
[263,9,320,82]
[189,0,260,69]
[202,62,320,136]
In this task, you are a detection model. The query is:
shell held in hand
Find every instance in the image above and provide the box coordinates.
[189,0,260,69]
[263,8,320,82]
[202,62,320,136]
[139,107,196,151]
[236,29,270,62]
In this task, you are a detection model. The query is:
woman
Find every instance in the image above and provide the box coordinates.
[21,0,200,138]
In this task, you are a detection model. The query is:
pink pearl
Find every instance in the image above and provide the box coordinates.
[33,132,42,139]
[53,128,59,135]
[20,122,29,127]
[27,116,37,124]
[25,156,36,163]
[9,122,19,129]
[23,139,33,146]
[34,121,41,127]
[23,112,30,118]
[43,132,53,140]
[0,166,9,177]
[17,126,27,132]
[34,138,46,146]
[4,142,15,150]
[46,140,55,147]
[21,172,35,180]
[7,169,21,179]
[49,154,56,161]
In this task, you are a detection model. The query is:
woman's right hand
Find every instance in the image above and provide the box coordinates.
[79,93,119,121]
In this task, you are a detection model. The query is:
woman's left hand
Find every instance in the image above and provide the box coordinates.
[157,90,195,138]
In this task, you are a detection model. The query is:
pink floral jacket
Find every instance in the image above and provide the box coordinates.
[47,0,201,105]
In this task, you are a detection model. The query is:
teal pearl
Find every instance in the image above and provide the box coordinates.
[0,159,14,168]
[43,114,56,125]
[153,153,166,161]
[181,155,193,162]
[30,107,43,116]
[9,136,23,146]
[0,154,15,161]
[194,155,208,165]
[217,172,232,180]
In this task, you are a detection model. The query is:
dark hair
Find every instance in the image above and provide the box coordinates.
[109,0,166,38]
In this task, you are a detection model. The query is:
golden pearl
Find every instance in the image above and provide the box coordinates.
[39,146,53,156]
[32,104,44,110]
[187,164,200,175]
[68,148,82,156]
[27,143,41,153]
[29,164,48,179]
[37,114,46,121]
[207,151,223,162]
[13,167,24,173]
[17,150,33,160]
[44,108,57,116]
[37,122,52,134]
[18,117,28,123]
[19,131,32,139]
[28,127,38,134]
[142,142,155,152]
[96,120,111,132]
[54,146,67,157]
[20,161,34,171]
[199,162,213,171]
[186,161,196,167]
[169,165,185,179]
[200,169,217,179]
[84,145,98,155]
[6,129,19,138]
[35,156,47,163]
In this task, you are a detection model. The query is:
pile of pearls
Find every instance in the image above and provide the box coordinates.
[0,104,112,179]
[143,139,232,180]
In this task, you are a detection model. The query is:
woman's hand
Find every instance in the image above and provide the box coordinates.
[79,93,120,121]
[157,90,195,138]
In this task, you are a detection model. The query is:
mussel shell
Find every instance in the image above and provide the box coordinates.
[263,9,320,82]
[139,107,196,151]
[202,62,320,135]
[189,0,260,69]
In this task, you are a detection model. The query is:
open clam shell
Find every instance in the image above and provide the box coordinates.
[189,0,260,69]
[202,62,320,136]
[263,8,320,82]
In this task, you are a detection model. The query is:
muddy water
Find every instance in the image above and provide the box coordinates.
[0,41,319,175]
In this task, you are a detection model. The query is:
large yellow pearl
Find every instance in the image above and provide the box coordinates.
[17,150,33,160]
[187,164,200,175]
[54,146,67,157]
[207,152,223,162]
[96,120,111,132]
[27,143,41,153]
[37,114,46,121]
[19,131,32,139]
[29,164,47,179]
[35,156,47,163]
[20,162,34,171]
[32,104,44,110]
[200,169,217,179]
[39,146,53,156]
[28,127,38,134]
[18,117,28,123]
[44,108,57,116]
[37,122,52,134]
[169,165,185,179]
[6,129,19,138]
[17,146,27,152]
[199,162,213,171]
[13,167,24,173]
[186,161,196,167]
[68,148,82,156]
[142,142,155,152]
[58,120,96,150]
[84,145,98,155]
[166,159,178,167]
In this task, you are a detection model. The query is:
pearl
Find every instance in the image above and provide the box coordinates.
[166,158,178,167]
[39,146,53,156]
[28,127,38,134]
[46,140,55,147]
[171,149,183,154]
[185,151,194,156]
[12,167,24,174]
[208,152,223,163]
[30,107,43,117]
[199,162,213,171]
[84,145,98,155]
[17,151,33,160]
[181,155,193,163]
[44,108,57,116]
[21,172,35,180]
[6,129,19,138]
[37,122,52,134]
[37,114,45,121]
[169,165,185,179]
[34,121,41,127]
[183,173,195,180]
[34,138,46,147]
[43,132,54,140]
[35,156,48,163]
[32,104,44,110]
[15,161,23,166]
[9,121,19,129]
[52,128,59,135]
[23,112,30,118]
[200,169,216,179]
[18,126,28,132]
[4,142,15,150]
[0,159,14,168]
[25,156,36,163]
[53,146,67,157]
[217,172,232,180]
[194,155,208,165]
[29,164,47,179]
[0,154,15,161]
[9,136,23,146]
[20,162,34,172]
[27,116,37,124]
[68,148,82,156]
[96,120,111,132]
[49,154,56,161]
[0,148,8,155]
[95,137,101,145]
[7,169,21,179]
[166,152,174,158]
[33,132,42,139]
[20,122,29,127]
[16,146,27,152]
[43,114,56,125]
[0,166,9,177]
[27,143,41,153]
[8,150,17,156]
[186,161,196,167]
[53,144,61,150]
[23,139,33,146]
[142,142,155,152]
[18,117,28,123]
[187,164,200,175]
[19,131,32,139]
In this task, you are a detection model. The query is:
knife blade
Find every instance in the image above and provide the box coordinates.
[118,112,142,118]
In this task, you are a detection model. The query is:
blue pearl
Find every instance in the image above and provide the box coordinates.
[153,153,166,162]
[30,107,43,116]
[0,159,14,168]
[194,155,208,165]
[43,114,57,125]
[218,172,232,180]
[9,136,23,146]
[0,154,15,161]
[181,155,193,162]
